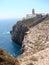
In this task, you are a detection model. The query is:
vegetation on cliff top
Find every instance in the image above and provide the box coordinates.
[10,17,36,45]
[0,48,19,65]
[17,17,36,27]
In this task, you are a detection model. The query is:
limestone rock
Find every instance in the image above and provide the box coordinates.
[17,17,49,65]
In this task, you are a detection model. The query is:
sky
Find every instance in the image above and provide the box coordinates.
[0,0,49,19]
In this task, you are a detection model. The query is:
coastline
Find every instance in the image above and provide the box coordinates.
[0,15,49,65]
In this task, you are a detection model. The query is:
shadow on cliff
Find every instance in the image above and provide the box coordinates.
[10,14,49,47]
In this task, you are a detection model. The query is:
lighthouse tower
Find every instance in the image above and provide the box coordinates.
[26,8,36,19]
[32,9,35,15]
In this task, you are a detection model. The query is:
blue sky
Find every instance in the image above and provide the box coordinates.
[0,0,49,19]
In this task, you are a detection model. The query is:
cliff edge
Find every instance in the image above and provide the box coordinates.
[10,18,35,45]
[0,49,19,65]
[17,16,49,65]
[10,15,48,45]
[1,16,49,65]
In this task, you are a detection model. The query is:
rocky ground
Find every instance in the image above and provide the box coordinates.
[10,16,47,45]
[17,17,49,65]
[18,48,49,65]
[22,17,49,53]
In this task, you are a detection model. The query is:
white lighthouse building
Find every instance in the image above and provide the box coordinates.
[26,9,36,18]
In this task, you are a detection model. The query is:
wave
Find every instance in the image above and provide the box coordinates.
[2,31,10,35]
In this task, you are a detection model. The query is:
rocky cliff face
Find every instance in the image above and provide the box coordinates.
[18,48,49,65]
[10,18,36,45]
[1,16,49,65]
[17,16,49,65]
[10,15,48,45]
[22,17,49,53]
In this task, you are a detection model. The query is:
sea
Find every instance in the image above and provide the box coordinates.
[0,19,21,57]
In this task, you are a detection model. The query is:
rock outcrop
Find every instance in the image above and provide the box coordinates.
[0,49,19,65]
[9,14,49,65]
[18,48,49,65]
[10,15,48,45]
[22,17,49,53]
[10,18,35,45]
[17,16,49,65]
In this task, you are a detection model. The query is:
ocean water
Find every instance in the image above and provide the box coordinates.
[0,19,21,57]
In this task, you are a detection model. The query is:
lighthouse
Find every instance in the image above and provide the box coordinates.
[32,9,35,15]
[26,8,36,19]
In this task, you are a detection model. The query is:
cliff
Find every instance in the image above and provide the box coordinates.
[22,16,49,53]
[10,17,35,45]
[10,15,48,45]
[18,48,49,65]
[0,48,19,65]
[1,15,49,65]
[17,16,49,65]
